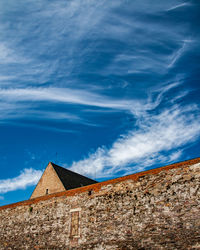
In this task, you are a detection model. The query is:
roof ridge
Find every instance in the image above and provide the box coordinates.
[50,162,98,183]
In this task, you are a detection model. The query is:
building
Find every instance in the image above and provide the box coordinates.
[0,157,200,249]
[30,162,98,199]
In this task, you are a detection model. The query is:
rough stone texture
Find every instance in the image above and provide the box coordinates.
[30,163,65,199]
[0,158,200,249]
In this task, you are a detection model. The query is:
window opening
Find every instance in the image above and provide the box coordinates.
[70,211,79,237]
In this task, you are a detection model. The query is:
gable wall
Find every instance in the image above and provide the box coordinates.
[0,159,200,249]
[30,163,65,199]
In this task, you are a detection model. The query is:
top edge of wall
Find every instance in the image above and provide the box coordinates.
[0,157,200,211]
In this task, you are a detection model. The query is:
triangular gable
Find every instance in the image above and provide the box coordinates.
[30,162,65,199]
[30,162,98,199]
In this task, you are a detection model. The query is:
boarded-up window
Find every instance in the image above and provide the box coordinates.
[70,211,79,237]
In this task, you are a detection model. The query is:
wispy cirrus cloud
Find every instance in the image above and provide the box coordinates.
[167,41,188,69]
[0,0,196,87]
[0,86,161,124]
[166,2,192,12]
[0,87,132,109]
[0,0,115,86]
[71,102,200,178]
[0,81,181,123]
[0,168,42,194]
[0,0,199,196]
[0,42,30,64]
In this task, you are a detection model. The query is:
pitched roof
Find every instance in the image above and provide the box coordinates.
[51,162,98,190]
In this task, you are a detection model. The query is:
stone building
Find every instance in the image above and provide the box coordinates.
[0,157,200,249]
[31,162,98,199]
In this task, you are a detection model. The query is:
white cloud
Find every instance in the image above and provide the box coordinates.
[0,43,29,64]
[0,0,192,86]
[0,88,118,125]
[166,3,191,12]
[0,0,116,85]
[0,81,179,123]
[108,105,198,167]
[0,0,199,183]
[0,87,152,125]
[168,150,183,162]
[0,168,43,194]
[70,103,200,178]
[0,87,133,110]
[168,42,187,69]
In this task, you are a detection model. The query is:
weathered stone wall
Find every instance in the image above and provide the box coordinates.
[0,158,200,249]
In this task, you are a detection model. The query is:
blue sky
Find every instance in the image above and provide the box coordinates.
[0,0,200,205]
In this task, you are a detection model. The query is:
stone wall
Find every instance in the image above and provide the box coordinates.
[0,158,200,249]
